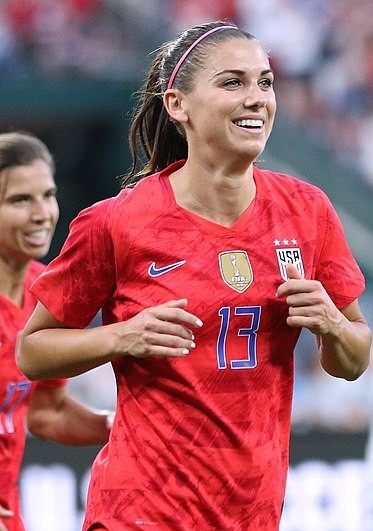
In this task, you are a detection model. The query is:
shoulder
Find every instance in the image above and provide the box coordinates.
[27,260,46,281]
[88,162,181,217]
[86,173,163,214]
[60,174,165,253]
[121,172,165,204]
[24,261,48,299]
[107,172,171,225]
[254,166,332,208]
[119,162,184,207]
[66,189,135,236]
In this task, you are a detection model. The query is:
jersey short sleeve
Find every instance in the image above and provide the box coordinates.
[30,195,121,328]
[314,193,365,308]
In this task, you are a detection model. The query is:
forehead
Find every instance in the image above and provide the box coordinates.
[2,160,55,196]
[199,37,271,78]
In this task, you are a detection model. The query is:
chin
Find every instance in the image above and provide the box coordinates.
[239,147,264,163]
[28,246,51,260]
[251,143,266,158]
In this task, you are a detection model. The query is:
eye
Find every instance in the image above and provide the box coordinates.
[9,195,30,205]
[259,78,274,90]
[45,188,57,199]
[222,78,242,89]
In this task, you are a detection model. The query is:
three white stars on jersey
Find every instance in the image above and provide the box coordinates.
[274,238,298,246]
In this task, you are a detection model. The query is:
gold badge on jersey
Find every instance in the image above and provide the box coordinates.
[218,251,253,293]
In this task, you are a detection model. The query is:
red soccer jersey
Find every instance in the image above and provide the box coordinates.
[31,162,365,531]
[0,261,66,531]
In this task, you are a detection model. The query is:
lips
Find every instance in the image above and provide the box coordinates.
[23,229,51,247]
[233,118,264,129]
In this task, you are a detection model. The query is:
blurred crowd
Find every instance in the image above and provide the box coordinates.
[2,0,372,433]
[1,0,373,184]
[0,0,169,79]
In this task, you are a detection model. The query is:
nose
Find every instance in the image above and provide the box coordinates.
[243,84,268,109]
[243,95,267,110]
[30,198,53,222]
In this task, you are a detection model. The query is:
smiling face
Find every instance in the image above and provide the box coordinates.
[167,37,276,167]
[0,159,59,266]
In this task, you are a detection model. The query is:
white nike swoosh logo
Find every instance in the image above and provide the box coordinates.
[148,260,186,277]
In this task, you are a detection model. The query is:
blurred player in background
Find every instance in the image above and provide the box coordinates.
[18,21,371,531]
[0,131,112,531]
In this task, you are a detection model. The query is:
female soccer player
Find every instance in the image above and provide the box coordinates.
[0,131,112,531]
[18,22,371,530]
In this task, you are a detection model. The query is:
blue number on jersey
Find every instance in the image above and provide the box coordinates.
[0,381,32,434]
[217,306,261,369]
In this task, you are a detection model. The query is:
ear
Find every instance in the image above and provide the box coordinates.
[163,89,188,124]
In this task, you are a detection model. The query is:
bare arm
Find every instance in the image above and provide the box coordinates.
[27,385,112,446]
[277,263,371,381]
[317,300,371,379]
[17,298,202,380]
[0,506,13,531]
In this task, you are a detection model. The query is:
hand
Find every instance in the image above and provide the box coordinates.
[0,504,13,531]
[111,298,203,358]
[105,410,115,430]
[276,263,342,336]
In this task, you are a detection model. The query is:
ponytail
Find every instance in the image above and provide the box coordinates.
[122,21,253,188]
[122,44,187,187]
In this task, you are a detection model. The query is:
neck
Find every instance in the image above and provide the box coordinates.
[169,161,256,227]
[0,256,28,306]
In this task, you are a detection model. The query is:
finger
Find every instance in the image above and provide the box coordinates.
[152,321,195,340]
[286,263,303,280]
[277,276,316,299]
[276,264,303,298]
[288,305,319,317]
[144,328,196,349]
[160,300,204,328]
[0,506,13,517]
[286,315,309,329]
[0,507,12,531]
[105,411,115,430]
[153,307,203,329]
[161,298,189,309]
[136,342,194,358]
[286,313,325,333]
[286,290,324,307]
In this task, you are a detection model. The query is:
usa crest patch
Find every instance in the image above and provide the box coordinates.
[276,247,305,280]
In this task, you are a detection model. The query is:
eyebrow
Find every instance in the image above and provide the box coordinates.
[211,68,274,79]
[6,186,58,200]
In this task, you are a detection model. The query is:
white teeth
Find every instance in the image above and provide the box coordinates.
[26,230,48,240]
[235,119,263,127]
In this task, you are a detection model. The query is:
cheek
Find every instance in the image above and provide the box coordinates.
[50,201,60,223]
[266,101,276,131]
[0,213,24,236]
[0,225,17,248]
[269,95,277,116]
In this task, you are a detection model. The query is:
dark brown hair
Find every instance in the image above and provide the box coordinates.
[0,131,55,200]
[122,20,256,187]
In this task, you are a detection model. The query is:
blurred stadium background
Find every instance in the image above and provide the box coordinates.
[1,0,372,529]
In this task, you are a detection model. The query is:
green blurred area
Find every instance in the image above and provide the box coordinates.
[0,79,135,260]
[267,111,373,283]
